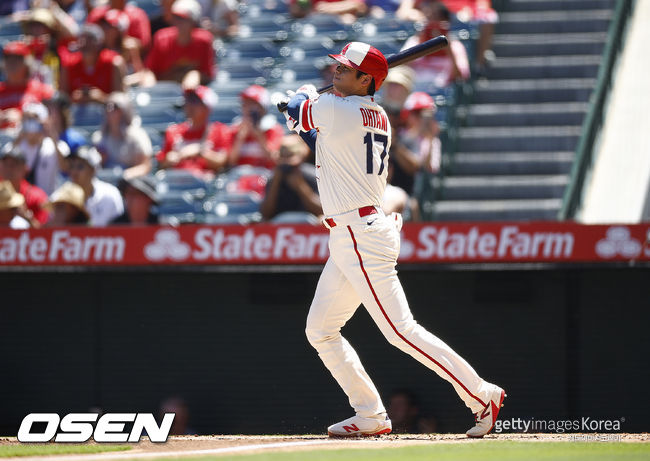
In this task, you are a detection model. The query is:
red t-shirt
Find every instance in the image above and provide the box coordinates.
[87,4,152,51]
[19,179,49,225]
[230,122,284,169]
[63,49,120,94]
[0,79,54,129]
[146,27,215,80]
[157,121,231,176]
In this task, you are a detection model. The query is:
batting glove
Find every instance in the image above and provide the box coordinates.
[296,84,318,100]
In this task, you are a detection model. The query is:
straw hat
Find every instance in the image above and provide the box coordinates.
[46,182,90,220]
[0,180,25,210]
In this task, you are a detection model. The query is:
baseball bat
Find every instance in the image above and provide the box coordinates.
[277,35,449,112]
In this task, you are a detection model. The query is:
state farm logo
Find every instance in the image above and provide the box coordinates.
[144,229,191,261]
[595,226,642,259]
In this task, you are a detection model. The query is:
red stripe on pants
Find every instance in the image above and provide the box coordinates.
[346,225,487,409]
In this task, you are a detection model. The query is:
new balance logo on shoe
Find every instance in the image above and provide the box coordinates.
[343,424,360,433]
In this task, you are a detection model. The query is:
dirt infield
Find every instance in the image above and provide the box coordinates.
[1,433,648,460]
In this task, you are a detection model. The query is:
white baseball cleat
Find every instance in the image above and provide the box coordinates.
[327,414,392,437]
[466,385,506,438]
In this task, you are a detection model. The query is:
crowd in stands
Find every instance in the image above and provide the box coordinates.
[0,0,496,229]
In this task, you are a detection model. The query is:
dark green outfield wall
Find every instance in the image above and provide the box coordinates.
[1,267,648,435]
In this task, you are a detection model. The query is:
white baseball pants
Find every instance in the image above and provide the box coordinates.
[306,208,494,417]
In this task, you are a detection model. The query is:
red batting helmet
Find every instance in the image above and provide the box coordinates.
[328,42,389,90]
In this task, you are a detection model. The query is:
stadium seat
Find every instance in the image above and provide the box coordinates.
[202,191,262,217]
[155,169,209,198]
[133,0,161,18]
[96,167,124,187]
[157,190,202,215]
[271,211,320,225]
[0,18,22,39]
[71,103,105,129]
[214,165,272,196]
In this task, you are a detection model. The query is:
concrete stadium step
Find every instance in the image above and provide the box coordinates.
[486,55,603,79]
[433,199,563,221]
[457,126,582,152]
[440,175,569,200]
[504,0,615,12]
[493,33,608,57]
[466,102,589,127]
[451,152,575,175]
[472,78,595,104]
[497,10,612,34]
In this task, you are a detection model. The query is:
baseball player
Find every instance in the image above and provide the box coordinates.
[282,42,505,438]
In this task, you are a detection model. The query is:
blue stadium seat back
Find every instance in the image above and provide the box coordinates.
[278,38,336,61]
[366,36,402,57]
[239,14,291,40]
[301,14,348,34]
[0,130,13,146]
[133,0,161,17]
[137,106,184,126]
[155,169,209,196]
[203,191,262,216]
[219,39,280,61]
[241,0,290,14]
[208,106,239,123]
[272,59,323,84]
[355,17,414,41]
[0,17,22,38]
[71,103,105,128]
[142,126,163,151]
[213,165,271,194]
[158,212,198,225]
[96,167,124,187]
[218,59,270,80]
[157,190,202,215]
[201,212,261,225]
[132,82,184,104]
[271,211,319,225]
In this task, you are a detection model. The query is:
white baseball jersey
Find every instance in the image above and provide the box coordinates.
[297,93,391,217]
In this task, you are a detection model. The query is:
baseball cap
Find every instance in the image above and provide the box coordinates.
[106,91,134,123]
[121,175,159,204]
[3,41,31,57]
[240,85,270,108]
[403,91,436,112]
[329,42,389,90]
[69,145,102,169]
[172,0,202,23]
[102,9,130,33]
[185,85,218,110]
[0,143,26,163]
[22,102,49,123]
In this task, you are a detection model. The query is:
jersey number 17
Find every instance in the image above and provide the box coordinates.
[364,132,388,175]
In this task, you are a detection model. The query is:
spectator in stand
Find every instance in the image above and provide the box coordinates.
[13,102,68,195]
[260,134,322,221]
[0,181,30,229]
[228,85,284,169]
[156,85,230,179]
[380,66,416,114]
[386,389,421,434]
[290,0,367,24]
[43,91,88,155]
[92,92,152,179]
[0,143,50,227]
[200,0,239,39]
[97,9,150,87]
[145,0,215,85]
[45,181,90,226]
[15,7,79,88]
[439,0,498,75]
[111,175,159,225]
[0,41,55,130]
[67,145,124,226]
[60,24,126,104]
[402,0,469,89]
[87,0,151,53]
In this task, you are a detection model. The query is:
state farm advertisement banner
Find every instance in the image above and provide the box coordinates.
[0,223,649,267]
